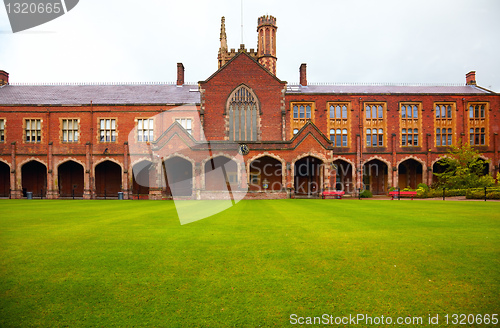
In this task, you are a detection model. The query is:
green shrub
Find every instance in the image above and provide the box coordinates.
[359,190,373,198]
[417,183,429,192]
[466,187,500,199]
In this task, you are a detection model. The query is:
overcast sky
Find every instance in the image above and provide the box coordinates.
[1,0,499,91]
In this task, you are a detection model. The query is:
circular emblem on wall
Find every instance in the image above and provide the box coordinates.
[238,144,250,156]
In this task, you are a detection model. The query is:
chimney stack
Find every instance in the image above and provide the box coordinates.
[466,71,476,85]
[177,63,184,86]
[0,70,9,86]
[299,63,307,86]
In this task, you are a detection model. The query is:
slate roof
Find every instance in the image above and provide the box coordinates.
[0,84,201,105]
[286,84,495,95]
[0,81,495,106]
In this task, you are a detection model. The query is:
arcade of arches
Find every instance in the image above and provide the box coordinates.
[0,155,495,199]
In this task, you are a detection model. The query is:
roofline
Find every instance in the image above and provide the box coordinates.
[199,51,287,85]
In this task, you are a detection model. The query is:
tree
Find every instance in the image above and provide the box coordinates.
[433,141,494,189]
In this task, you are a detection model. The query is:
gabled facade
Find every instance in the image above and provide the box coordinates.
[0,15,498,199]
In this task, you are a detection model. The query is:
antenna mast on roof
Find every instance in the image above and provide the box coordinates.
[240,0,244,44]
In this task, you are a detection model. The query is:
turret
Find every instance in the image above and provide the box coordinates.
[256,15,277,75]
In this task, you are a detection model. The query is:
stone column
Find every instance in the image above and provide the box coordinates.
[84,142,92,199]
[47,142,58,199]
[10,142,21,199]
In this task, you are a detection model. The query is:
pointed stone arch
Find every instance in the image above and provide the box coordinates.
[225,84,261,141]
[0,160,10,197]
[57,159,85,197]
[362,156,391,195]
[21,159,47,197]
[247,153,285,191]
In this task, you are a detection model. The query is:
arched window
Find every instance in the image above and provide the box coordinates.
[227,85,259,141]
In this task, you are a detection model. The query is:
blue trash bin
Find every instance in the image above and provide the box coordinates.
[27,192,33,199]
[118,192,124,200]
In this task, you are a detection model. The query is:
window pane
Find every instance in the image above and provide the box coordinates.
[447,105,452,118]
[378,106,383,118]
[342,128,347,134]
[293,129,298,135]
[448,128,452,134]
[366,106,371,118]
[63,130,67,142]
[480,133,485,145]
[75,121,79,129]
[436,128,440,134]
[306,105,311,119]
[379,128,383,134]
[329,105,334,118]
[0,120,4,129]
[106,119,110,129]
[367,128,371,134]
[436,106,440,118]
[480,105,485,118]
[402,128,406,134]
[294,105,298,119]
[372,134,377,147]
[299,105,304,119]
[100,120,105,129]
[378,134,383,146]
[336,129,341,134]
[335,105,341,118]
[342,105,347,119]
[111,120,116,129]
[63,120,67,129]
[408,134,412,145]
[366,135,371,146]
[414,134,418,146]
[138,119,143,130]
[336,135,341,147]
[436,135,441,146]
[441,105,446,118]
[402,134,406,146]
[342,135,347,147]
[75,131,79,142]
[37,120,41,129]
[372,106,377,119]
[475,105,479,118]
[413,106,418,118]
[402,105,406,118]
[100,131,104,142]
[469,106,473,118]
[447,134,452,145]
[68,120,73,129]
[68,131,73,142]
[408,128,412,134]
[186,119,191,130]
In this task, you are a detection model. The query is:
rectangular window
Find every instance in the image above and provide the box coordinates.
[365,103,386,148]
[366,128,384,147]
[436,127,453,146]
[328,102,349,148]
[25,119,41,143]
[99,119,116,142]
[290,102,314,138]
[400,103,421,147]
[434,103,455,147]
[0,119,4,142]
[62,119,79,143]
[175,118,192,135]
[468,103,488,146]
[137,118,154,142]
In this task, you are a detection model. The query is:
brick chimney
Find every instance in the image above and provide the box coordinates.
[0,70,9,86]
[466,71,476,85]
[177,63,184,86]
[299,63,307,86]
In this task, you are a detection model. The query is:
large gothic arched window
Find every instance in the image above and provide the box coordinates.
[227,85,259,141]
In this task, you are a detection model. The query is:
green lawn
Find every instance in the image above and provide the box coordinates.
[0,199,499,327]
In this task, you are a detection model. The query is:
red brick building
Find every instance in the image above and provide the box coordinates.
[0,15,498,199]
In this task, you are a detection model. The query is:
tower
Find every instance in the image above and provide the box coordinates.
[256,15,277,75]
